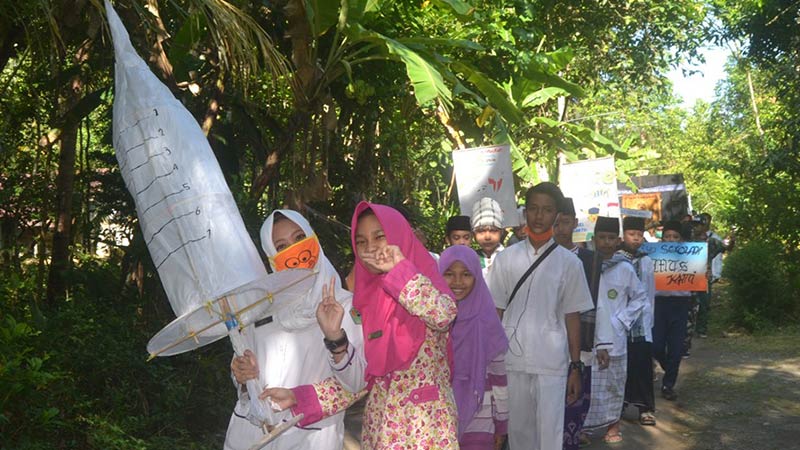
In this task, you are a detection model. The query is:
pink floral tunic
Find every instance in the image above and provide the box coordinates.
[292,261,458,449]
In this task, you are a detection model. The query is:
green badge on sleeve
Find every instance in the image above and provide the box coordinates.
[608,289,618,300]
[349,307,362,325]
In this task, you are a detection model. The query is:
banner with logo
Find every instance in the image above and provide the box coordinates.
[559,157,619,241]
[452,144,521,227]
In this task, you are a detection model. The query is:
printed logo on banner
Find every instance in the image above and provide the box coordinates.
[559,157,620,242]
[452,144,521,227]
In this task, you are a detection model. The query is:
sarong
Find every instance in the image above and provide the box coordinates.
[583,355,627,430]
[563,367,592,450]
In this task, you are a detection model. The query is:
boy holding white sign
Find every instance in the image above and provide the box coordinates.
[582,217,647,444]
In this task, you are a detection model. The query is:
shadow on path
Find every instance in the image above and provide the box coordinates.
[584,336,800,450]
[343,335,800,450]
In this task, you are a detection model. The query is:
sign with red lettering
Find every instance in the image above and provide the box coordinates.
[640,242,708,291]
[452,144,521,227]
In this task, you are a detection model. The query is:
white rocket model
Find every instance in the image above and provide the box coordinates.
[105,2,312,447]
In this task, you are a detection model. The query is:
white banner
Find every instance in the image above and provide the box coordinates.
[452,144,521,227]
[559,156,619,241]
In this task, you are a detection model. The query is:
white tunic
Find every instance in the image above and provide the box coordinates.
[487,238,594,376]
[593,259,648,357]
[479,244,504,278]
[223,296,365,450]
[632,255,656,342]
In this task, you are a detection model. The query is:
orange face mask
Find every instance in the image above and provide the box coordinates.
[272,235,320,271]
[524,225,554,242]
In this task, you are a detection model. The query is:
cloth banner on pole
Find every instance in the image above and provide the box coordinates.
[617,174,689,221]
[640,242,708,291]
[621,192,661,222]
[559,156,619,241]
[452,144,520,227]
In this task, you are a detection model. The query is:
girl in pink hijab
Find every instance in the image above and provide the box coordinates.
[278,202,459,449]
[333,202,459,449]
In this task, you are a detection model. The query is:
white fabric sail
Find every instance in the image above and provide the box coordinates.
[107,0,266,327]
[106,1,313,439]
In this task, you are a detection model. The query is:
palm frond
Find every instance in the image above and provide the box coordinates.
[182,0,297,93]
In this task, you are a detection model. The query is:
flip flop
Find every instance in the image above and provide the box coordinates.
[603,432,623,444]
[640,412,656,426]
[579,433,591,448]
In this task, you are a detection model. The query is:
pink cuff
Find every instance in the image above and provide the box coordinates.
[382,259,418,299]
[290,385,323,427]
[494,419,508,435]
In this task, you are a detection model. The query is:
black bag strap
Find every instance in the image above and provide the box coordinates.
[507,242,559,308]
[588,250,601,305]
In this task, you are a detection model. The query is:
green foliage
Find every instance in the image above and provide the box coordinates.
[5,0,798,447]
[0,261,232,449]
[0,314,61,441]
[722,241,798,331]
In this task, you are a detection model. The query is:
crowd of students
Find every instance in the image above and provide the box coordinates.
[221,182,725,450]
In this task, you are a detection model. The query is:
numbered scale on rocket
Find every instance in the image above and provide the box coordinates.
[115,108,208,270]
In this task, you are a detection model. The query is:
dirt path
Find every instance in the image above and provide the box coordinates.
[343,333,800,450]
[584,335,800,450]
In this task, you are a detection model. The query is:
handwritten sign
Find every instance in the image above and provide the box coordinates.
[559,157,619,241]
[640,242,708,291]
[452,144,521,227]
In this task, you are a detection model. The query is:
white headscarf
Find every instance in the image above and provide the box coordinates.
[259,209,351,331]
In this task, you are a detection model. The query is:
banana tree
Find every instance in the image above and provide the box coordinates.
[253,0,607,205]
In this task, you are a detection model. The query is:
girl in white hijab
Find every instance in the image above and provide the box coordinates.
[223,209,364,450]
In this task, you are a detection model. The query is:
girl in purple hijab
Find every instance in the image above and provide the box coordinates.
[439,245,510,450]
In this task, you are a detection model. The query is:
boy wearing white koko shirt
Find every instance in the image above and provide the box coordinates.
[487,183,593,450]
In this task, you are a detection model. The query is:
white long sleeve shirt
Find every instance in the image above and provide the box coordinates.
[487,238,594,376]
[627,254,656,342]
[223,295,365,450]
[593,258,648,357]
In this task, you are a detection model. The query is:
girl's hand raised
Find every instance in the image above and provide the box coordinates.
[316,277,344,340]
[360,245,406,274]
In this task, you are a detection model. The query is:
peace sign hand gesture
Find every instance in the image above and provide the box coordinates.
[316,277,344,340]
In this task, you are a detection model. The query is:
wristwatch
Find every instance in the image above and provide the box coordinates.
[323,329,348,352]
[569,360,584,373]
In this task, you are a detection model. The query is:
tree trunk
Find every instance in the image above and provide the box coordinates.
[438,103,466,201]
[144,0,177,88]
[45,33,91,304]
[45,118,78,304]
[745,68,765,140]
[250,112,306,201]
[201,76,225,135]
